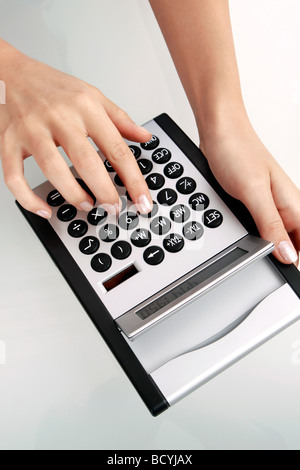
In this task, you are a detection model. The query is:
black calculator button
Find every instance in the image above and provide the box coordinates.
[114,174,125,187]
[163,233,185,253]
[146,173,165,190]
[138,201,159,219]
[170,204,190,223]
[141,135,160,151]
[118,212,139,231]
[119,195,128,212]
[164,162,184,179]
[131,229,152,247]
[79,236,100,255]
[104,160,115,173]
[150,216,171,236]
[91,253,112,273]
[176,177,197,195]
[68,220,88,238]
[152,148,172,164]
[76,179,96,205]
[143,246,165,266]
[189,193,210,211]
[183,221,204,241]
[87,207,108,226]
[138,158,153,175]
[125,191,132,202]
[203,209,223,228]
[57,204,77,222]
[47,190,65,207]
[99,224,120,242]
[129,145,141,159]
[157,188,178,206]
[111,240,132,260]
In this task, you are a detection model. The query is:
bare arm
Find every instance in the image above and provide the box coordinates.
[150,0,300,264]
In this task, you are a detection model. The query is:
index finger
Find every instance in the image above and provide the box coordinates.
[86,108,153,214]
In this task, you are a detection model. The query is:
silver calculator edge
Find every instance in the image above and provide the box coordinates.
[116,235,274,339]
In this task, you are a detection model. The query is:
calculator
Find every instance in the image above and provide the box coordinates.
[17,113,300,416]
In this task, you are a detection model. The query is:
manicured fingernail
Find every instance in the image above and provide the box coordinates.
[137,194,153,214]
[278,241,298,264]
[79,201,94,212]
[36,210,51,220]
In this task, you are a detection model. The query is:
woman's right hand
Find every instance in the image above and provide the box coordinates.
[0,39,153,219]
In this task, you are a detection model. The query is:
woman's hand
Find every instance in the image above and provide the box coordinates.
[0,40,153,218]
[200,116,300,265]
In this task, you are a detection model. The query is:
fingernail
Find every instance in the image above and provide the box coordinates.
[36,210,51,220]
[79,201,94,212]
[278,241,298,264]
[136,194,153,214]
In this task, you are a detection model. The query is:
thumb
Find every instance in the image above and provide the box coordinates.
[244,188,298,265]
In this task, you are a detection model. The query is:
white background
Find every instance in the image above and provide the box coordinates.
[0,0,299,450]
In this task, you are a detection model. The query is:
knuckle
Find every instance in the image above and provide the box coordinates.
[74,152,97,172]
[109,141,131,163]
[127,175,145,192]
[73,88,93,109]
[266,218,284,234]
[115,106,130,122]
[4,171,22,191]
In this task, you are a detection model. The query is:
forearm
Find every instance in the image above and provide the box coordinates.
[149,0,247,139]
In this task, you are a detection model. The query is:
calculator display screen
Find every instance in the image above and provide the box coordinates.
[135,247,247,321]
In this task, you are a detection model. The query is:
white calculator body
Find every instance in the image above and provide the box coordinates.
[18,114,300,415]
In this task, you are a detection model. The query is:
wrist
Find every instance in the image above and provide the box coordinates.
[195,98,251,153]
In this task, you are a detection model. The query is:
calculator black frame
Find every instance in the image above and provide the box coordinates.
[16,113,300,416]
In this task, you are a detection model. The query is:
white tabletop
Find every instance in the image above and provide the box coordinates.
[0,0,299,450]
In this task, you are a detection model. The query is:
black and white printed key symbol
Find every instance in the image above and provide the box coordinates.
[57,204,77,222]
[99,224,119,242]
[91,253,112,272]
[152,148,172,164]
[143,246,165,266]
[150,216,171,236]
[176,177,196,195]
[189,193,210,211]
[131,229,151,247]
[163,233,185,253]
[170,204,190,223]
[138,159,153,175]
[183,221,204,240]
[111,241,132,260]
[145,173,165,190]
[203,210,223,228]
[68,220,88,238]
[47,190,65,207]
[79,236,100,255]
[87,207,108,226]
[164,162,184,179]
[157,188,177,206]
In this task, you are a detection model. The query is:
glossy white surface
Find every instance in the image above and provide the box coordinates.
[0,0,299,450]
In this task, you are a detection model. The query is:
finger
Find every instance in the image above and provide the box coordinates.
[100,96,152,143]
[31,136,95,211]
[1,147,52,219]
[243,185,298,265]
[86,107,153,214]
[56,128,120,209]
